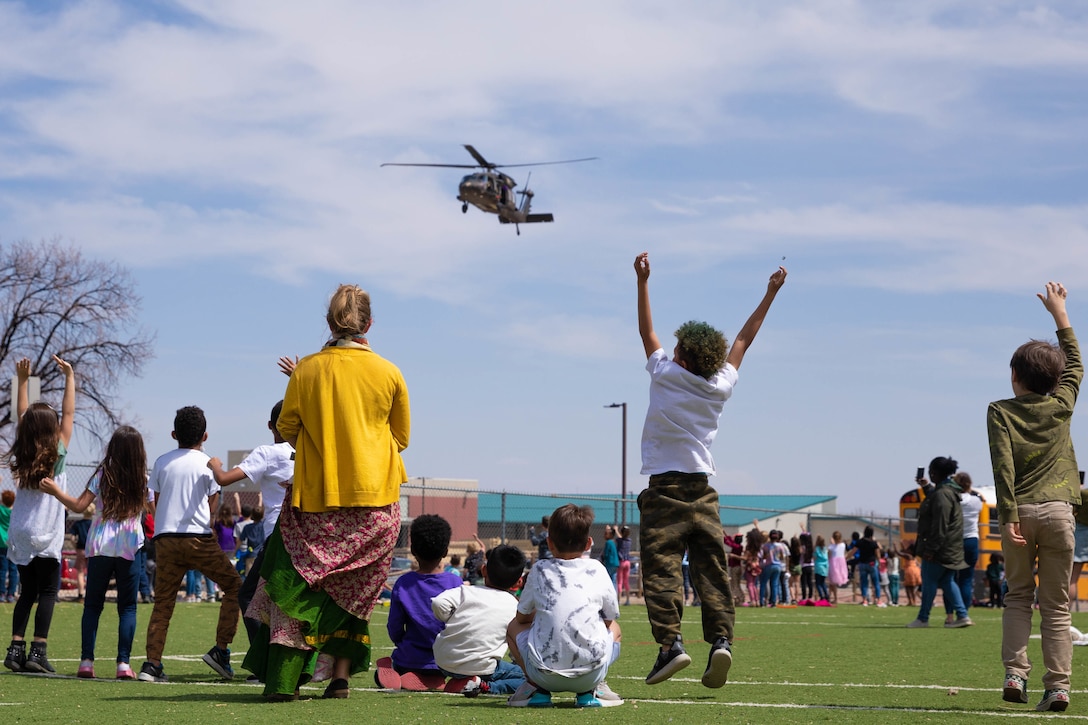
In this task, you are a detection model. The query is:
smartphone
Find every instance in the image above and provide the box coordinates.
[916,467,925,481]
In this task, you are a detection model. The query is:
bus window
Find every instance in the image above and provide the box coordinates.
[988,507,1000,537]
[902,508,918,534]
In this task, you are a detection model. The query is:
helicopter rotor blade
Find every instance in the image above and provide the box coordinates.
[491,156,598,169]
[380,162,480,169]
[463,145,494,168]
[516,171,533,197]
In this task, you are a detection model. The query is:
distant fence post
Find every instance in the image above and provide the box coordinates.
[501,491,507,544]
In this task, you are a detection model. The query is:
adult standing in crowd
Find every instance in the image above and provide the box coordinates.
[954,471,983,619]
[907,457,972,629]
[244,283,410,702]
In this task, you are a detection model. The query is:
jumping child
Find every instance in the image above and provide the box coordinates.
[3,355,75,674]
[40,426,149,679]
[633,252,787,687]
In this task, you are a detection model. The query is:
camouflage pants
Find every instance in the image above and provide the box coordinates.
[638,472,735,647]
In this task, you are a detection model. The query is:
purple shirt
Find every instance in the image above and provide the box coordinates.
[388,571,463,671]
[214,521,235,553]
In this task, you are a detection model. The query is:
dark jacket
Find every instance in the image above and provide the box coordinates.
[916,480,967,569]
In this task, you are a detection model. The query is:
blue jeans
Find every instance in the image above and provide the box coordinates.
[82,556,139,662]
[440,659,525,695]
[0,548,18,598]
[858,562,881,602]
[917,558,966,622]
[760,564,781,605]
[954,537,979,612]
[135,549,151,599]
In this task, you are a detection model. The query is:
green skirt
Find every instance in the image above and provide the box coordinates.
[242,526,373,696]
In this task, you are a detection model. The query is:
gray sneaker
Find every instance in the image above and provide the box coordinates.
[701,637,732,689]
[945,617,974,629]
[905,619,929,628]
[646,635,692,685]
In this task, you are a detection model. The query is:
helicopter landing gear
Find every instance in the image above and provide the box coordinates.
[462,203,468,214]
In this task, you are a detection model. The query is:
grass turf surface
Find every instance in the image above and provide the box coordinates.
[1,598,1086,723]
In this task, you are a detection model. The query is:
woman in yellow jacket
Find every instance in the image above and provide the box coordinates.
[244,284,410,701]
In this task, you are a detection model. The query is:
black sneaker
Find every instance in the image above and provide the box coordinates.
[4,641,26,672]
[700,636,732,688]
[138,661,168,682]
[202,646,234,680]
[24,643,54,674]
[645,635,692,685]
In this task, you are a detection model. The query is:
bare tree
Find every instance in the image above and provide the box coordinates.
[0,238,155,445]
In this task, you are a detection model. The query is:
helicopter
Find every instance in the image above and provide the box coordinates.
[381,145,597,235]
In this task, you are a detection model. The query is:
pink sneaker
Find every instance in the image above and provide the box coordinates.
[116,662,135,680]
[77,660,95,678]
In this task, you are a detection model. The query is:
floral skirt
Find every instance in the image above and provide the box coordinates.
[243,501,399,696]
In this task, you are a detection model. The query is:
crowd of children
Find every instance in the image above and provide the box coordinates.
[4,264,1081,714]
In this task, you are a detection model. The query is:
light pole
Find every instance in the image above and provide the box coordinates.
[605,403,627,526]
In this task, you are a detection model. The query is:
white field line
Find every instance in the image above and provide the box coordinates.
[7,671,1087,719]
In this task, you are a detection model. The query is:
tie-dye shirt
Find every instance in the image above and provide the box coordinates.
[84,470,145,560]
[516,556,619,677]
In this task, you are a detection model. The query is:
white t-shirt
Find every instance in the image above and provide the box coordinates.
[7,473,67,565]
[516,556,619,678]
[237,441,294,538]
[640,348,737,475]
[432,584,517,676]
[960,491,983,539]
[149,448,219,536]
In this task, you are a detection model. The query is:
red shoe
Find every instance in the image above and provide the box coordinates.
[443,675,476,694]
[400,670,446,691]
[374,657,401,690]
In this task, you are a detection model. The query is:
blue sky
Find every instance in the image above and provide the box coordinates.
[2,1,1087,516]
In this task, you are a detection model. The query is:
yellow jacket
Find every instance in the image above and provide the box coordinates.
[278,346,410,512]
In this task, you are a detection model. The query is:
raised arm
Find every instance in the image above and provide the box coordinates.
[726,267,788,371]
[635,252,662,358]
[15,358,30,419]
[54,355,75,446]
[1038,281,1071,330]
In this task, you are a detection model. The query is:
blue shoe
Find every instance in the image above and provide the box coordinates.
[576,691,602,708]
[527,691,553,708]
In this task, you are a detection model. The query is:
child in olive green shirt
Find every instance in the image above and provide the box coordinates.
[988,282,1081,713]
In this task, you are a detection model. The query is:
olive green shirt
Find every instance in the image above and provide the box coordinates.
[988,327,1082,525]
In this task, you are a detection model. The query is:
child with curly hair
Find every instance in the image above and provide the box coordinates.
[633,252,787,688]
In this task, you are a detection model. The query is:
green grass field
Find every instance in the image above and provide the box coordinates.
[1,598,1086,723]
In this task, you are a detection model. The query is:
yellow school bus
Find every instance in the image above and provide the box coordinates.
[899,485,1088,601]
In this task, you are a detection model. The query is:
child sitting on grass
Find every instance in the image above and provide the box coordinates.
[432,544,528,697]
[377,514,462,691]
[506,504,622,708]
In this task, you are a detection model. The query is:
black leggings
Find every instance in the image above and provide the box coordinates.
[800,566,814,600]
[12,557,60,640]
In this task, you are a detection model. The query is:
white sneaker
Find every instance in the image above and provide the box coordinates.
[877,602,887,608]
[507,681,538,707]
[594,681,624,707]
